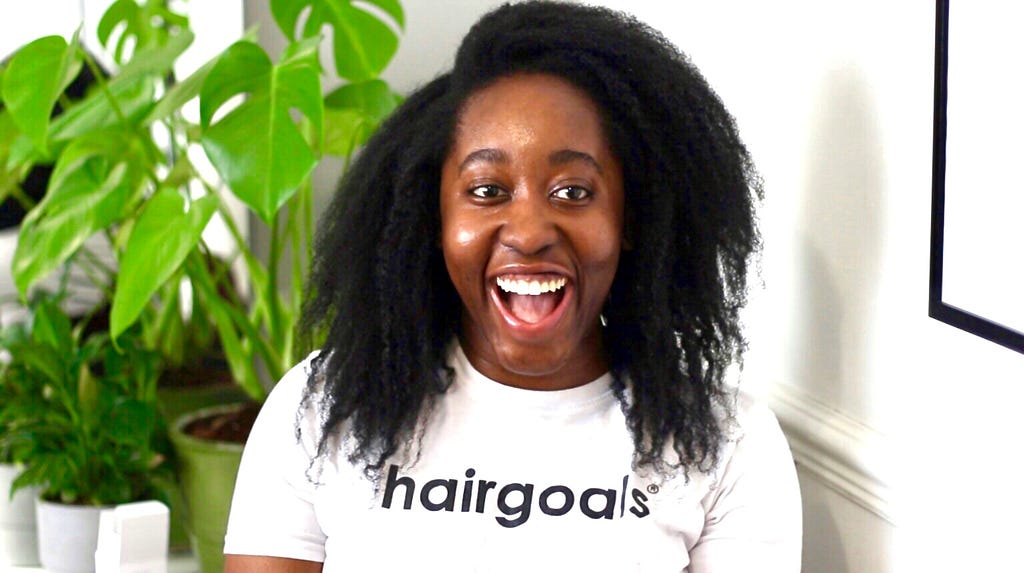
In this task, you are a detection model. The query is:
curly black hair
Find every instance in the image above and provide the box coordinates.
[302,0,761,478]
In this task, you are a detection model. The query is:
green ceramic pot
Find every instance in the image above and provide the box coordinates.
[169,403,247,573]
[157,384,248,553]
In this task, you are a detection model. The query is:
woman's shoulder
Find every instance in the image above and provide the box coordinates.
[717,389,792,469]
[249,351,328,455]
[262,351,323,411]
[728,390,785,439]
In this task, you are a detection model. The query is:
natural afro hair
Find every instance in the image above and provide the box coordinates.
[302,0,761,477]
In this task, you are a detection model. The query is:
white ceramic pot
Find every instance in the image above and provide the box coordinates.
[36,498,109,573]
[0,463,39,566]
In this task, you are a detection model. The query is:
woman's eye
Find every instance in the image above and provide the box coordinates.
[551,186,592,202]
[469,185,505,199]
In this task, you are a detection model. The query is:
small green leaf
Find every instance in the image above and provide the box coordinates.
[322,108,366,157]
[324,79,402,120]
[1,34,82,155]
[199,40,321,223]
[108,399,154,445]
[29,297,73,352]
[110,190,218,340]
[77,365,98,414]
[270,0,403,82]
[98,0,189,64]
[322,80,401,156]
[11,343,65,386]
[187,257,265,401]
[98,0,145,63]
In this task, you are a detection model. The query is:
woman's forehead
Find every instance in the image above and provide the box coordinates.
[447,74,615,163]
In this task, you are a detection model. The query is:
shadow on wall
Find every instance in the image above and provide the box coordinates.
[799,483,851,573]
[790,64,885,415]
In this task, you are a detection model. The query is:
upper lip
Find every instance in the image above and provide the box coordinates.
[488,263,573,283]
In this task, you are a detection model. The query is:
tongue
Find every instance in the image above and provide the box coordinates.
[508,293,558,324]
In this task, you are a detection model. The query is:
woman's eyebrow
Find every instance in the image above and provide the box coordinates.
[458,148,602,174]
[458,148,508,173]
[549,149,602,174]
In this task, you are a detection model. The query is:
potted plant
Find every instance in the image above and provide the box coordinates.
[1,0,405,569]
[0,290,172,573]
[0,307,43,567]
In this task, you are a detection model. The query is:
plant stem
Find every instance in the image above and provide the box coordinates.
[6,184,38,211]
[80,50,129,127]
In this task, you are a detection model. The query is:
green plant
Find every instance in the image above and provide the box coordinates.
[0,0,404,403]
[0,291,171,505]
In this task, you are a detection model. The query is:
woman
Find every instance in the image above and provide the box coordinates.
[224,2,801,571]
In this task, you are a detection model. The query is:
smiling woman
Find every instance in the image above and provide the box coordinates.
[223,2,801,571]
[440,74,624,391]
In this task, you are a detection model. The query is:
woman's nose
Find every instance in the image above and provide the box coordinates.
[498,191,558,255]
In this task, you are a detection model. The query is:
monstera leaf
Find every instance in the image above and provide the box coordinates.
[199,39,322,224]
[98,0,189,64]
[270,0,404,82]
[110,188,218,341]
[0,33,82,156]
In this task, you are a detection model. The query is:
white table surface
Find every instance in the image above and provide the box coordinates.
[1,551,199,572]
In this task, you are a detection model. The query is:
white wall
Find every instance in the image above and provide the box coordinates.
[10,1,1024,570]
[597,2,1022,572]
[365,1,1024,571]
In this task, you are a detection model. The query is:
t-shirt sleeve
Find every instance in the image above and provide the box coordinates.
[222,357,327,562]
[687,396,802,573]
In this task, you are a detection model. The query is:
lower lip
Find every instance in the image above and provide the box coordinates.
[489,284,573,337]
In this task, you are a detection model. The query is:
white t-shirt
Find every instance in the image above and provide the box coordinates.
[224,345,801,572]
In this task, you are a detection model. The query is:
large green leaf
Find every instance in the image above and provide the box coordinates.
[49,76,155,143]
[270,0,403,82]
[110,189,217,340]
[1,34,82,155]
[0,111,29,200]
[12,131,147,297]
[0,110,18,161]
[113,28,194,86]
[143,27,260,126]
[199,40,321,223]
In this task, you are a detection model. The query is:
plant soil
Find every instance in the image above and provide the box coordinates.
[184,402,261,444]
[159,353,234,388]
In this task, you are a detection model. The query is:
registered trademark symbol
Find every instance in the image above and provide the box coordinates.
[647,484,659,494]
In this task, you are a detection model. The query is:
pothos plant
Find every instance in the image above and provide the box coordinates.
[0,0,404,404]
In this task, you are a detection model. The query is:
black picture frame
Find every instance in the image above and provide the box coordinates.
[930,0,1024,354]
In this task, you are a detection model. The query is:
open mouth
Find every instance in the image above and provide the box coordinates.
[494,275,568,325]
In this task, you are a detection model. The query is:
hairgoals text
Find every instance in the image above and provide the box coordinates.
[380,464,652,528]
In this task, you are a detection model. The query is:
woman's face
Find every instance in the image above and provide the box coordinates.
[440,74,625,391]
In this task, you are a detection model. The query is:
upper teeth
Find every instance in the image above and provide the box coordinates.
[497,277,567,296]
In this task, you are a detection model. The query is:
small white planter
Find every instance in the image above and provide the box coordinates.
[36,499,109,573]
[0,463,39,566]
